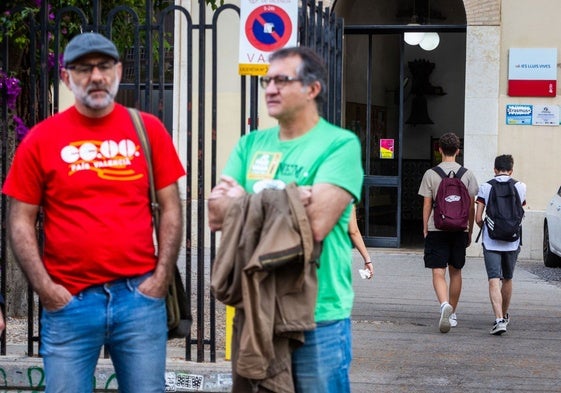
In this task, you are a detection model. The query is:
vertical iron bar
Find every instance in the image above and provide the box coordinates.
[397,37,405,247]
[316,1,323,55]
[144,1,154,113]
[210,7,219,364]
[158,13,166,122]
[366,34,373,175]
[299,2,308,46]
[249,77,259,131]
[0,20,8,357]
[325,7,333,122]
[52,8,62,117]
[196,0,207,363]
[134,12,142,108]
[39,1,50,122]
[334,16,343,125]
[27,13,37,359]
[185,9,194,363]
[309,0,317,49]
[240,78,247,136]
[92,0,101,30]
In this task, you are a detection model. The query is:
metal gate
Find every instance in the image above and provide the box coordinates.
[0,0,342,362]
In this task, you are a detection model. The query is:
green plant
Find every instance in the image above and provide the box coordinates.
[0,0,224,140]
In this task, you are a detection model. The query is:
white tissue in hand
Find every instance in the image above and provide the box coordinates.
[358,269,371,279]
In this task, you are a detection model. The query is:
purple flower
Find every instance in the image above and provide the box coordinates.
[13,115,29,141]
[48,52,56,70]
[0,72,17,109]
[0,73,22,110]
[47,53,63,70]
[0,71,27,140]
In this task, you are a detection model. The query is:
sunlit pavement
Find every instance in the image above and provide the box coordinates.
[350,249,561,393]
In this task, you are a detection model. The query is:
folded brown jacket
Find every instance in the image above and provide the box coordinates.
[211,183,321,393]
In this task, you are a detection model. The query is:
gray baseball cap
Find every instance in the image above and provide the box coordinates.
[63,32,120,66]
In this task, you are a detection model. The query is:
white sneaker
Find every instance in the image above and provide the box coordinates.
[439,303,453,333]
[450,313,458,328]
[490,319,507,335]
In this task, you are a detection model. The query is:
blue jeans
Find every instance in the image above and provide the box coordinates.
[40,273,167,393]
[292,318,352,393]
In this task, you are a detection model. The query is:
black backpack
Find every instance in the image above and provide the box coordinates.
[484,178,524,242]
[432,166,471,232]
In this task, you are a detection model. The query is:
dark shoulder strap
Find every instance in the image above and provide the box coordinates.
[456,166,467,179]
[508,178,523,204]
[431,166,448,179]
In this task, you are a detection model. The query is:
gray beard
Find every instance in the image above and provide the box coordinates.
[69,76,119,110]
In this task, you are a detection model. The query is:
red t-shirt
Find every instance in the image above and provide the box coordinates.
[2,104,185,294]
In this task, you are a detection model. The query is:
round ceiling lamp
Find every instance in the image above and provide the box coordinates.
[419,32,440,51]
[404,26,425,46]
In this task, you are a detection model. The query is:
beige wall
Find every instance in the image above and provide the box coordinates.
[499,0,561,208]
[464,0,559,258]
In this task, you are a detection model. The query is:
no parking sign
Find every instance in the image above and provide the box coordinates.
[239,0,298,76]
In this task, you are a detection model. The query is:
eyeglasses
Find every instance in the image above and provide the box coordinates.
[66,60,117,76]
[259,75,301,89]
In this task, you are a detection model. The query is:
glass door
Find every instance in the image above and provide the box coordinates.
[344,32,404,247]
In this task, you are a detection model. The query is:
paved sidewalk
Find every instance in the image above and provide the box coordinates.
[1,249,560,392]
[350,249,561,393]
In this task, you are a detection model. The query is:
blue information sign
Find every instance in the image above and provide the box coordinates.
[506,104,532,125]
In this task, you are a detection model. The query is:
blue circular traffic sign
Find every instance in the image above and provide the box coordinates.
[245,5,293,52]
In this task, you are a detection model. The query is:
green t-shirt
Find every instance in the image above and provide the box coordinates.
[223,118,364,321]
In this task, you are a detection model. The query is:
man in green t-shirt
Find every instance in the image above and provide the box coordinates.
[208,47,363,393]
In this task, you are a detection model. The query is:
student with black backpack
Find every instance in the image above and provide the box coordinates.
[418,133,479,333]
[475,154,526,336]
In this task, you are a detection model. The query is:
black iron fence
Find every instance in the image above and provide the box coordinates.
[0,0,342,363]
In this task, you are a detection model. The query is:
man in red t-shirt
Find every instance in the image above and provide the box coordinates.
[2,32,185,392]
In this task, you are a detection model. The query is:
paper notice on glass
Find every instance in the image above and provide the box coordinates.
[380,138,394,159]
[532,105,560,126]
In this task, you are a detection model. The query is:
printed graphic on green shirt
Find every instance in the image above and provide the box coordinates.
[248,152,281,180]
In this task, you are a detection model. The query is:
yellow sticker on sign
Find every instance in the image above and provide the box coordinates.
[239,63,269,76]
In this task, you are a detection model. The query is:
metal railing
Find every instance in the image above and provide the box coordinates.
[0,0,342,363]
